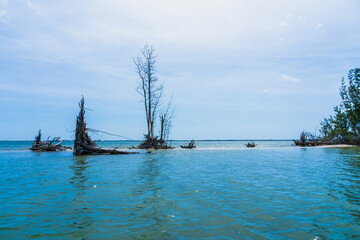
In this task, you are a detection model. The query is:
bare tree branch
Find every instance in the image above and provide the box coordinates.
[134,44,163,140]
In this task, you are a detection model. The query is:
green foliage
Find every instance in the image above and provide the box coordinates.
[320,68,360,142]
[341,68,360,136]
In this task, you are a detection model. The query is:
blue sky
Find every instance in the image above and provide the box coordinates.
[0,0,359,140]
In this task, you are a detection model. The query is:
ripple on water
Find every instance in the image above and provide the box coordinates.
[0,145,360,239]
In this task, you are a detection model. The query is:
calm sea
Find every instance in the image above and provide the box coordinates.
[0,140,360,239]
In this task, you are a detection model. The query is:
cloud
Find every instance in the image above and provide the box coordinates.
[279,22,288,27]
[25,0,40,14]
[1,0,358,70]
[0,9,8,24]
[0,0,7,21]
[280,74,300,83]
[262,88,282,95]
[0,0,359,140]
[316,22,323,29]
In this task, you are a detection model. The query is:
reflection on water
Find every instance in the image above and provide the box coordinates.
[129,155,171,239]
[69,155,94,231]
[333,148,360,227]
[70,156,90,194]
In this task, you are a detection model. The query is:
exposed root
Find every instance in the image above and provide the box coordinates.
[137,135,174,149]
[30,130,71,152]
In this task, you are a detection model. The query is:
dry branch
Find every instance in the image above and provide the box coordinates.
[293,130,349,146]
[30,130,71,152]
[134,44,174,149]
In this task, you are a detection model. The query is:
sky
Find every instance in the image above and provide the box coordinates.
[0,0,359,140]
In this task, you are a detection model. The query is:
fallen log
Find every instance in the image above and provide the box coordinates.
[30,130,72,152]
[73,97,137,155]
[181,140,196,149]
[246,142,256,148]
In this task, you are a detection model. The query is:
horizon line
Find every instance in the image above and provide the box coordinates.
[0,139,294,142]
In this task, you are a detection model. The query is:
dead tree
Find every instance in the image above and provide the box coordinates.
[34,129,41,145]
[134,44,167,149]
[30,130,71,151]
[159,95,175,144]
[293,131,328,146]
[73,97,137,155]
[293,131,309,146]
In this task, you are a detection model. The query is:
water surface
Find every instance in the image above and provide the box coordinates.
[0,141,359,239]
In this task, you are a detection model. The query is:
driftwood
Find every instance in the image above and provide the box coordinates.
[181,140,196,149]
[293,139,324,146]
[30,130,71,152]
[73,97,137,155]
[246,142,256,148]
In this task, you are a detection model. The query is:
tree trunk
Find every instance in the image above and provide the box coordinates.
[73,97,137,155]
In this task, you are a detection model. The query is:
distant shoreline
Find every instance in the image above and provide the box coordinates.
[0,139,295,142]
[302,144,358,148]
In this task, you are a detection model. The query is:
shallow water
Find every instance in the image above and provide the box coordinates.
[0,141,360,239]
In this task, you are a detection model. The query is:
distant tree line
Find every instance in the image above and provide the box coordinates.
[320,68,360,144]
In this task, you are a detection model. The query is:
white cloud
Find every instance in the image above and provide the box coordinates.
[0,9,8,24]
[1,0,357,68]
[280,74,300,83]
[0,0,358,95]
[25,0,40,14]
[279,22,288,27]
[262,88,282,95]
[316,22,323,29]
[0,0,359,140]
[0,0,7,16]
[0,0,9,24]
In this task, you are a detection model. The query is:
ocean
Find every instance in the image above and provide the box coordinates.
[0,140,359,239]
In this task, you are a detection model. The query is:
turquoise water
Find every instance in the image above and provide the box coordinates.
[1,141,360,239]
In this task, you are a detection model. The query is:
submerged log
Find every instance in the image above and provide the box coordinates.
[30,130,71,152]
[181,140,196,149]
[73,97,137,155]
